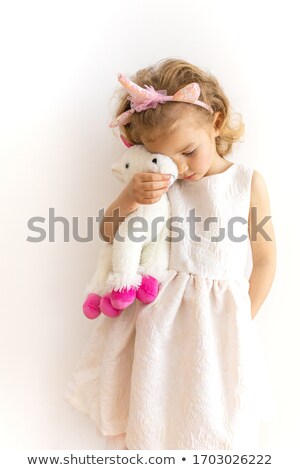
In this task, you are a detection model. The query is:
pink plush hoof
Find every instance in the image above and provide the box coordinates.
[83,293,101,320]
[110,287,137,309]
[100,293,123,317]
[136,275,159,304]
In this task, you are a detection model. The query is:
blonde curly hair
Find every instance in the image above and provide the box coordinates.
[109,58,245,158]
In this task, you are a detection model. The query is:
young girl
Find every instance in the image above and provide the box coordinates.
[65,58,276,450]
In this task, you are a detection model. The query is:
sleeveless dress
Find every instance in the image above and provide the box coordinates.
[64,161,275,450]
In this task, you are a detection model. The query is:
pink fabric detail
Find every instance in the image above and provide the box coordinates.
[120,134,134,148]
[130,86,170,112]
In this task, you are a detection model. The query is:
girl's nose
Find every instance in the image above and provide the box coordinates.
[171,156,189,176]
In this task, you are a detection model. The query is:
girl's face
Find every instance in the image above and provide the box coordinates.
[142,111,221,181]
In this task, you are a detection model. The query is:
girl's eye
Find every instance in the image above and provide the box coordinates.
[183,149,197,157]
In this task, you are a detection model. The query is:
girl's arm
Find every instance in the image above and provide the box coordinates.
[248,170,277,320]
[99,185,140,243]
[99,172,171,243]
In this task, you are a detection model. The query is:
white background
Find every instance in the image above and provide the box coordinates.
[0,0,299,451]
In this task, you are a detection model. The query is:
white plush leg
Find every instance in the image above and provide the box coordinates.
[139,224,171,282]
[104,209,145,291]
[84,242,113,297]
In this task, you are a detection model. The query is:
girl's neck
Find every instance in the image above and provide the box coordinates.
[203,153,233,177]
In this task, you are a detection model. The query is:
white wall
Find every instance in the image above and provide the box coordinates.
[1,0,299,452]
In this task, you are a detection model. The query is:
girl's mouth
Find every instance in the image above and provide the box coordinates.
[183,173,196,179]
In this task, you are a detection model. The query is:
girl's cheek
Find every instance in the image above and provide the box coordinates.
[195,152,212,172]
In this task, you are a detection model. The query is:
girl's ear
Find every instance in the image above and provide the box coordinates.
[120,133,134,148]
[213,111,223,136]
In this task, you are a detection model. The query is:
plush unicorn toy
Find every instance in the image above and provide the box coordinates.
[82,144,178,319]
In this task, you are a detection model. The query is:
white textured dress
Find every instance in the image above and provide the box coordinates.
[64,161,275,450]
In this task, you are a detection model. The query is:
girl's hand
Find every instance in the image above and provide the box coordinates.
[99,172,172,243]
[125,172,172,205]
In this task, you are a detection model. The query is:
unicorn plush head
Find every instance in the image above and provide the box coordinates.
[111,144,178,186]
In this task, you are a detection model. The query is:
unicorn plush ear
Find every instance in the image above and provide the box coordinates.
[120,133,134,148]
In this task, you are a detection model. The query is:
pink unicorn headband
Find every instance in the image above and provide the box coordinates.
[109,73,214,131]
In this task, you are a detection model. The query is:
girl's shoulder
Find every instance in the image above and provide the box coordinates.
[233,161,270,208]
[235,161,268,187]
[234,162,271,212]
[237,163,273,236]
[234,160,254,180]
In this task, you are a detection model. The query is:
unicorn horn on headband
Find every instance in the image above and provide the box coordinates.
[109,73,214,128]
[109,73,169,128]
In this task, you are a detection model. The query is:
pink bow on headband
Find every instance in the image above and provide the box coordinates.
[109,73,214,129]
